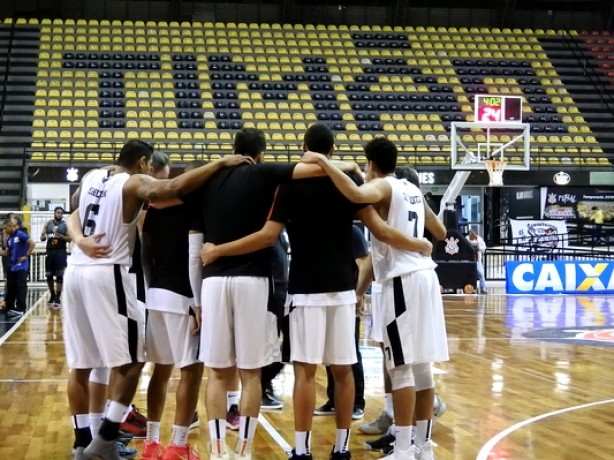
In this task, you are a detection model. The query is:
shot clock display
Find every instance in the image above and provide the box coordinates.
[474,95,522,123]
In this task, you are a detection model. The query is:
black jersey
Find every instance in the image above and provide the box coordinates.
[269,174,365,294]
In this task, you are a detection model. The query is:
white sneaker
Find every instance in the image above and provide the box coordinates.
[418,441,435,460]
[433,394,447,419]
[209,440,233,459]
[381,445,419,459]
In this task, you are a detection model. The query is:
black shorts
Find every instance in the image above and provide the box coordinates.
[45,250,67,277]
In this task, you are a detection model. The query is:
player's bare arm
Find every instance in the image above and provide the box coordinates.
[302,151,389,204]
[201,220,285,265]
[67,210,111,258]
[357,206,432,256]
[291,158,360,179]
[425,203,447,240]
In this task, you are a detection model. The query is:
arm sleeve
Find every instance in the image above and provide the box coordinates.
[188,232,204,306]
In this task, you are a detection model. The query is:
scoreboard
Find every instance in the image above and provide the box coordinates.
[474,95,523,123]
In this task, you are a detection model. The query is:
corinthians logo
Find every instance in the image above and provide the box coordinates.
[444,237,460,255]
[553,171,571,185]
[524,326,614,347]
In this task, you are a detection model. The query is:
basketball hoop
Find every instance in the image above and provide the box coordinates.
[484,160,507,186]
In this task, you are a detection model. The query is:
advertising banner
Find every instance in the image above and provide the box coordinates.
[508,219,568,248]
[542,187,614,221]
[506,261,614,294]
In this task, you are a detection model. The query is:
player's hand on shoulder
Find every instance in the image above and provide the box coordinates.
[201,242,219,265]
[77,233,111,258]
[220,154,254,168]
[301,151,326,164]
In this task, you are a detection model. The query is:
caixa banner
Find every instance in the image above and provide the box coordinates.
[506,261,614,294]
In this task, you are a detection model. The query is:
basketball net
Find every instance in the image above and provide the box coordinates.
[484,160,507,187]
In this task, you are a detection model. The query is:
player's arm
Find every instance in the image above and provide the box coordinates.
[141,230,154,287]
[425,203,447,240]
[357,206,432,256]
[201,220,285,265]
[67,210,111,258]
[301,152,386,203]
[129,155,253,202]
[40,221,48,242]
[291,159,360,179]
[356,253,373,299]
[188,230,203,335]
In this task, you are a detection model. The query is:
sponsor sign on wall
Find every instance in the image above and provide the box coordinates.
[542,187,614,221]
[508,219,568,248]
[506,261,614,294]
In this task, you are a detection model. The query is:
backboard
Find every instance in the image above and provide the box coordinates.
[449,121,531,171]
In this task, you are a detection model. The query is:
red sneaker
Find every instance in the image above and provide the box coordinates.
[162,443,200,460]
[141,440,166,460]
[119,405,147,438]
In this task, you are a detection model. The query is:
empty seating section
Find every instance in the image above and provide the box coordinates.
[22,18,603,165]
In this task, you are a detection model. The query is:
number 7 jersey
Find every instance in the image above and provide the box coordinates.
[371,176,437,282]
[70,169,137,266]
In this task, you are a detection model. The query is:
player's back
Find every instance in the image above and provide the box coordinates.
[274,176,364,294]
[196,162,295,278]
[70,169,136,266]
[372,176,436,281]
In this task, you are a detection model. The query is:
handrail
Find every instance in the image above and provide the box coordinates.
[0,22,16,130]
[560,30,614,115]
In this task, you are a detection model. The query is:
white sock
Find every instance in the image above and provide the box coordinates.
[227,391,240,410]
[415,419,433,448]
[171,425,189,446]
[384,393,394,418]
[146,421,161,443]
[334,428,350,453]
[208,419,227,442]
[395,425,413,452]
[105,401,128,423]
[120,403,131,423]
[72,414,90,429]
[294,431,311,455]
[89,413,104,437]
[236,416,258,454]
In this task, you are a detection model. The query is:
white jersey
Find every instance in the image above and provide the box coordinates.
[371,176,437,282]
[70,169,137,266]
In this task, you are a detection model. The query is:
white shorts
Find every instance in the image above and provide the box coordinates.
[370,282,384,343]
[289,303,357,365]
[63,264,146,369]
[380,270,449,371]
[146,309,201,368]
[199,276,279,369]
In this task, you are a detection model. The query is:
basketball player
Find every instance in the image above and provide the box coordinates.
[140,160,206,460]
[40,206,70,309]
[303,138,450,460]
[64,140,250,460]
[201,125,433,460]
[181,127,362,460]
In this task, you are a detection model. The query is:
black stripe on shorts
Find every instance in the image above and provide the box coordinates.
[114,264,138,363]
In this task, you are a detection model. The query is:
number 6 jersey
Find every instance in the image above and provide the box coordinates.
[371,176,437,282]
[70,169,137,266]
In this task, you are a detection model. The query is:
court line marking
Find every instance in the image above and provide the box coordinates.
[476,398,614,460]
[0,295,46,347]
[258,412,293,454]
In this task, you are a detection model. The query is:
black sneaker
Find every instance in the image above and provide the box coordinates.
[352,407,364,420]
[189,410,200,430]
[116,441,137,459]
[365,433,395,454]
[117,430,133,445]
[313,401,335,415]
[291,448,313,459]
[261,393,283,410]
[330,448,351,459]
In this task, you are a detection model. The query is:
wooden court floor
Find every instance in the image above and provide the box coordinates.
[1,287,613,459]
